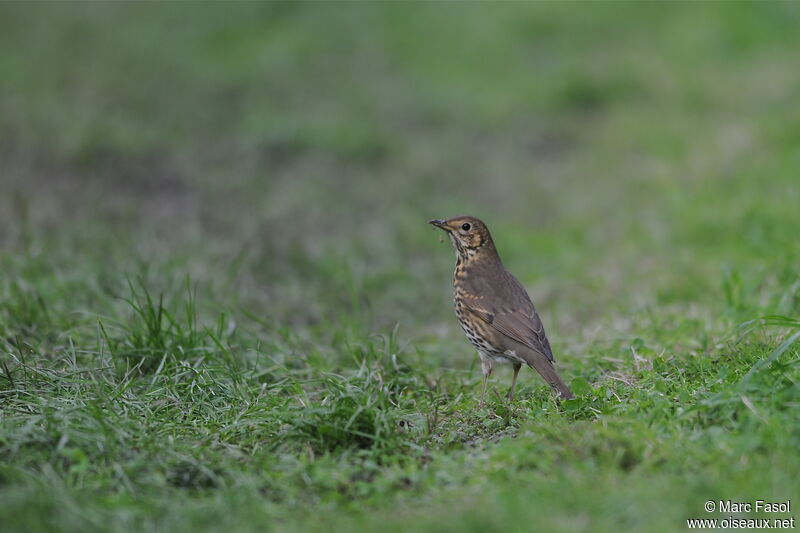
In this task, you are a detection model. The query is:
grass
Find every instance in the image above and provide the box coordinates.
[1,3,799,532]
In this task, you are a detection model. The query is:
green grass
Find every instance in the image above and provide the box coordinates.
[1,3,799,532]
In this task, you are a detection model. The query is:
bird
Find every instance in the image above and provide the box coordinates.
[429,215,574,404]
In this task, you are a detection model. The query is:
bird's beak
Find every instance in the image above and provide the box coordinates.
[429,219,450,231]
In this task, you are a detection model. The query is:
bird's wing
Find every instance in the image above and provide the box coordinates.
[463,272,555,362]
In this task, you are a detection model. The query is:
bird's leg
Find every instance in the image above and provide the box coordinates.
[508,363,522,402]
[479,353,492,407]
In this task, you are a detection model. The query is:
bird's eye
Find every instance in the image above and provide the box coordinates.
[461,223,471,231]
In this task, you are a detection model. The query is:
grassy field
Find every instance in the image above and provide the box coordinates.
[1,3,799,532]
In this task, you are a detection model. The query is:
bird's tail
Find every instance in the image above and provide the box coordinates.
[528,356,574,400]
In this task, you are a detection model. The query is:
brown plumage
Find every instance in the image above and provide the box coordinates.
[429,215,574,403]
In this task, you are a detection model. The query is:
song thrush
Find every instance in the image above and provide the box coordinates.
[429,215,574,404]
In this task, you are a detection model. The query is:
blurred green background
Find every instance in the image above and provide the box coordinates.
[1,3,799,532]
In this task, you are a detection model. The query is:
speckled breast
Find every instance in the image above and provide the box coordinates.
[453,294,504,358]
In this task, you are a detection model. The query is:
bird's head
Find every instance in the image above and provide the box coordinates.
[429,215,496,260]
